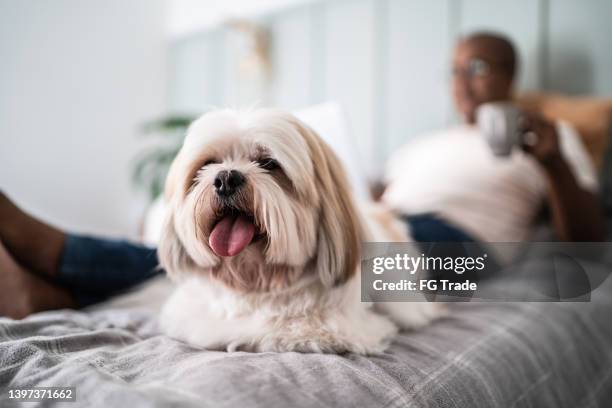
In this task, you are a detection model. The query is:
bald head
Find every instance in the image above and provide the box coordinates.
[461,32,517,78]
[452,32,518,123]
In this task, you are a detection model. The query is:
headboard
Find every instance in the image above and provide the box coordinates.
[515,93,612,170]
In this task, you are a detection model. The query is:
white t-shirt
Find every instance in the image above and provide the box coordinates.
[382,123,598,242]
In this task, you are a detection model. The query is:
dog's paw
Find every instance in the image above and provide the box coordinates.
[248,334,352,354]
[242,315,397,355]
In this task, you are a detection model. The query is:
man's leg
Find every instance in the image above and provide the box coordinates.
[0,192,65,278]
[58,234,160,306]
[404,213,501,283]
[0,241,75,318]
[0,192,161,308]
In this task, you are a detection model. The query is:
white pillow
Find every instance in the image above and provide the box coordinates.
[294,102,368,201]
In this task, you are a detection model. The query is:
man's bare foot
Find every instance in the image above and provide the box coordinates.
[0,241,75,319]
[0,191,65,278]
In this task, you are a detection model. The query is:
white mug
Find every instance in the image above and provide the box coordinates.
[476,102,524,157]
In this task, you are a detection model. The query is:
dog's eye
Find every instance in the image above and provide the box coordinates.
[257,158,280,171]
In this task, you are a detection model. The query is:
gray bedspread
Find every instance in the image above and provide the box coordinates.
[1,276,612,408]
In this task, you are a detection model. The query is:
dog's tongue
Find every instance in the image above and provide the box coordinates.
[209,214,256,257]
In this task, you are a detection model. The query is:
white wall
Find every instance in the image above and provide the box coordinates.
[167,0,321,38]
[0,0,166,238]
[167,0,612,181]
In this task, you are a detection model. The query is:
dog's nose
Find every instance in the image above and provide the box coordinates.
[214,170,245,197]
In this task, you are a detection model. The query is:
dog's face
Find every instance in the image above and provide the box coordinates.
[159,109,362,293]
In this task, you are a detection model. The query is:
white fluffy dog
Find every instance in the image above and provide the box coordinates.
[159,109,442,354]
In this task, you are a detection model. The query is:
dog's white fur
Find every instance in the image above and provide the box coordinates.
[159,109,443,354]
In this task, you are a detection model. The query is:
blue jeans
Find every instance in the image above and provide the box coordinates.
[403,213,499,282]
[403,213,477,243]
[57,234,161,307]
[57,213,481,307]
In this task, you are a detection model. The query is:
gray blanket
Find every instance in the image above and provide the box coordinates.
[1,277,612,408]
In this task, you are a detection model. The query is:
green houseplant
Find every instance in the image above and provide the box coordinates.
[132,115,196,201]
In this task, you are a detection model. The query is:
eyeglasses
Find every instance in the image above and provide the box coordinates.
[451,58,491,79]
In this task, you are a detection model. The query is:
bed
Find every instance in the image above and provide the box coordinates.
[1,271,612,408]
[2,95,612,407]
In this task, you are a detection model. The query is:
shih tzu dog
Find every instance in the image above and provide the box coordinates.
[159,108,442,354]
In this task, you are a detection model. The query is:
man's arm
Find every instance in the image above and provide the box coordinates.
[542,155,605,241]
[522,114,606,241]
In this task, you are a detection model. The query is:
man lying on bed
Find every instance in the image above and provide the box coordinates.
[0,31,605,320]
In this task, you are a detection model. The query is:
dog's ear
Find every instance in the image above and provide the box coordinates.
[157,211,197,280]
[294,119,364,287]
[158,148,193,279]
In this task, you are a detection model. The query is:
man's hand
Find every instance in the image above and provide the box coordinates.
[518,111,605,241]
[519,112,562,167]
